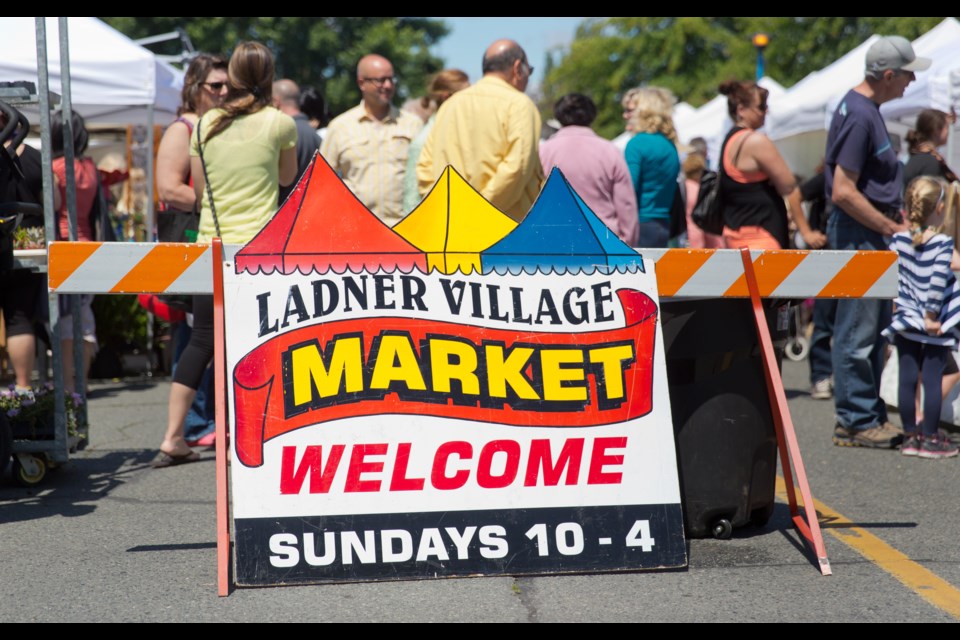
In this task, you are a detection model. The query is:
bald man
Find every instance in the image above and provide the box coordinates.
[320,54,424,224]
[416,39,544,221]
[273,78,321,204]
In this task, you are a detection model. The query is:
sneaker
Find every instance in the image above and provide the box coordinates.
[881,421,905,436]
[195,431,216,448]
[832,424,856,446]
[900,433,921,456]
[810,378,832,400]
[917,434,959,459]
[833,423,902,449]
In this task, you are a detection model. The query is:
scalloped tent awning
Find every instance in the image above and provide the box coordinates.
[392,166,518,275]
[481,168,644,274]
[235,161,643,276]
[234,152,427,275]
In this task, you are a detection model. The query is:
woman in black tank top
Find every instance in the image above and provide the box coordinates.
[717,79,825,250]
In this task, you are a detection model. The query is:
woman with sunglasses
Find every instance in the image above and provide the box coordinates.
[716,79,825,250]
[156,53,228,219]
[152,53,228,448]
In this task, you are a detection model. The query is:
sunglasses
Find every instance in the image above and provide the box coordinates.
[362,76,397,87]
[201,82,227,91]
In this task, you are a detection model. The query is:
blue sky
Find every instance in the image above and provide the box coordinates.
[428,17,587,91]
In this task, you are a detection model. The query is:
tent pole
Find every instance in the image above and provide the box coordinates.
[35,17,69,463]
[59,17,89,449]
[146,104,155,241]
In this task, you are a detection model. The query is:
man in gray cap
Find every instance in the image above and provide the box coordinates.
[825,35,931,449]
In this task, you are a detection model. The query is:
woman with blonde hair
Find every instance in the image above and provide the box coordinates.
[624,86,681,247]
[402,68,470,213]
[716,79,825,250]
[153,41,298,468]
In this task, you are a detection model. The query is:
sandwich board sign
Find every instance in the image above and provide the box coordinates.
[222,158,687,586]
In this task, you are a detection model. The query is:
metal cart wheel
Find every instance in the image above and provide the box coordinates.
[785,335,810,362]
[12,453,46,487]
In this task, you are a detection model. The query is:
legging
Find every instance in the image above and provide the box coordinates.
[895,334,948,437]
[172,295,214,390]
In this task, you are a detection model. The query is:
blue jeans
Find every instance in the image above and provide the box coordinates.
[827,209,892,431]
[173,321,216,440]
[637,218,670,248]
[809,298,837,385]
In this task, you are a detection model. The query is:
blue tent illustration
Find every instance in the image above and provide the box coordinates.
[481,167,645,274]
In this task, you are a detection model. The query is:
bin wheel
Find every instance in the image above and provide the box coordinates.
[785,336,810,362]
[12,454,46,487]
[711,518,733,540]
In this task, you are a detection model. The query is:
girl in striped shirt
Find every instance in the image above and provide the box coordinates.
[883,175,960,458]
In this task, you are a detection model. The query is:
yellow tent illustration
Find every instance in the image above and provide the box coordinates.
[393,166,517,274]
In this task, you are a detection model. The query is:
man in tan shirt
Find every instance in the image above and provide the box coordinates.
[321,54,423,225]
[416,39,544,222]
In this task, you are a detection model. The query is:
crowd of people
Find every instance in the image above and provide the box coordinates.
[3,32,958,466]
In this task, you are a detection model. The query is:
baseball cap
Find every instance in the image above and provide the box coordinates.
[865,35,932,75]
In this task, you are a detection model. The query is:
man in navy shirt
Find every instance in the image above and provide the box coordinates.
[825,35,930,449]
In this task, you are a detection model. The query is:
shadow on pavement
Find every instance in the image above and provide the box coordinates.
[0,448,212,524]
[86,380,162,400]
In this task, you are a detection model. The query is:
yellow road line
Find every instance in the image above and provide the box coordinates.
[776,477,960,620]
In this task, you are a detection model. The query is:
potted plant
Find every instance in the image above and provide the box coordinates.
[0,383,87,442]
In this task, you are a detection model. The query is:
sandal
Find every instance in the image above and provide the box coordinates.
[151,450,201,469]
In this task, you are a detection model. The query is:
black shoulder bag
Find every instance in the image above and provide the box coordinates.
[691,131,752,236]
[156,118,200,243]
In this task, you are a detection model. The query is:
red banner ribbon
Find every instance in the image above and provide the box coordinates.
[233,288,658,467]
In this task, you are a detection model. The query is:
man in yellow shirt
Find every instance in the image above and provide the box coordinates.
[321,54,423,225]
[416,39,544,222]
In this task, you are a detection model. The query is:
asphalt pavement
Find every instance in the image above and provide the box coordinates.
[1,358,958,623]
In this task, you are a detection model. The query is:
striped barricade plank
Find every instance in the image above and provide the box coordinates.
[47,243,898,299]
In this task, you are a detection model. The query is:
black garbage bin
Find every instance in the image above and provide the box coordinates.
[660,297,790,539]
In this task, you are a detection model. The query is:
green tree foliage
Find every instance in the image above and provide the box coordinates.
[540,17,948,140]
[100,17,449,119]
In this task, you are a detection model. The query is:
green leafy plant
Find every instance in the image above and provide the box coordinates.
[0,383,87,440]
[12,225,46,250]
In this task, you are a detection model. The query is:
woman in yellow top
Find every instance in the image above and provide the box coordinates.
[153,41,298,468]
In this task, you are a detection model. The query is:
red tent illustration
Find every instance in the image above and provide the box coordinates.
[234,152,427,274]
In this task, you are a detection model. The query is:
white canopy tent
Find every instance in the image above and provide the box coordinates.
[0,16,183,127]
[673,76,786,171]
[673,101,697,123]
[0,17,185,240]
[767,17,960,178]
[761,35,879,179]
[764,36,880,144]
[875,17,960,125]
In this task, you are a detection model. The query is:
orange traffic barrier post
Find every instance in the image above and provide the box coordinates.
[212,239,232,596]
[738,247,832,576]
